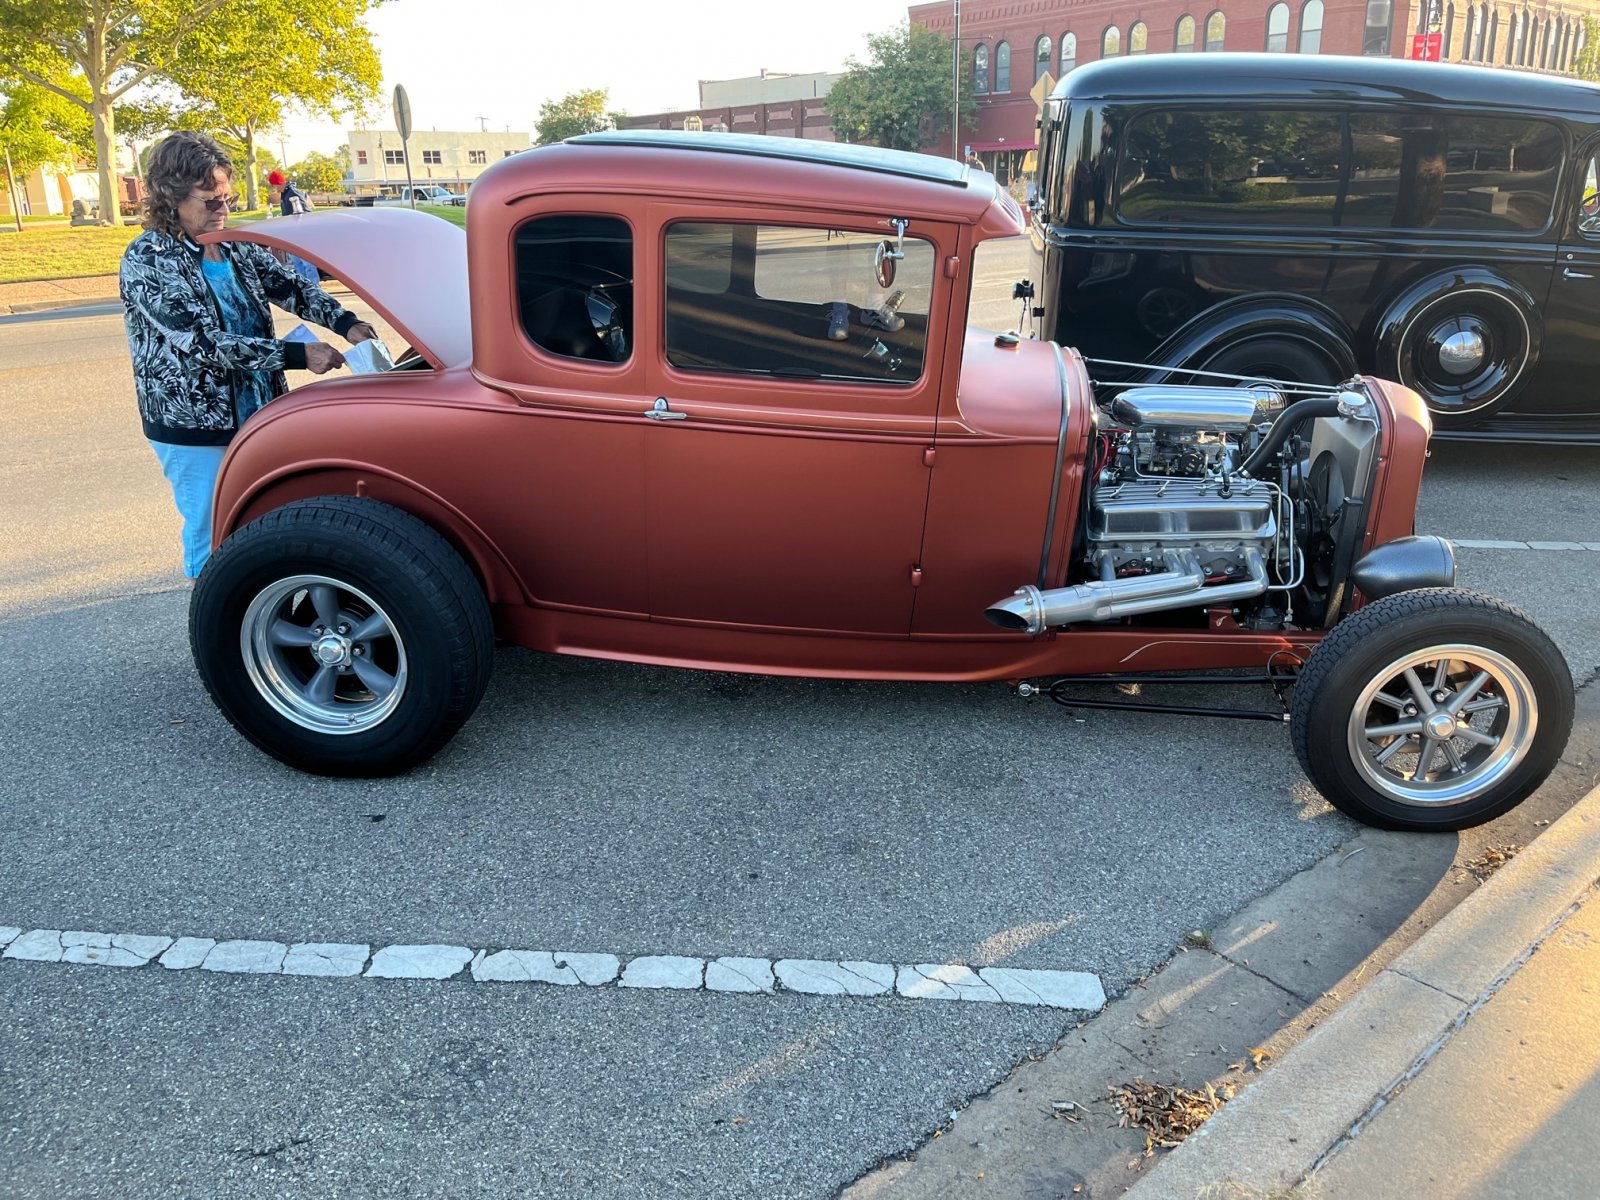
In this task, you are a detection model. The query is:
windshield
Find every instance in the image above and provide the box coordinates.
[968,233,1043,334]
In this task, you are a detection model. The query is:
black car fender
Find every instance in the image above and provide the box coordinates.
[1123,293,1360,384]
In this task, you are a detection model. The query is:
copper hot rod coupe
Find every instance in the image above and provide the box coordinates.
[191,131,1573,831]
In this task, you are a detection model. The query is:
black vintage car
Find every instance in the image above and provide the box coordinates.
[1032,54,1600,440]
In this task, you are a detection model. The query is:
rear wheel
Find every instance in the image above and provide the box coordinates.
[1291,589,1572,831]
[190,497,493,776]
[1200,335,1345,388]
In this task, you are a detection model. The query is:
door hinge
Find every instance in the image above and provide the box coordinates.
[922,446,937,467]
[944,256,959,279]
[910,566,924,587]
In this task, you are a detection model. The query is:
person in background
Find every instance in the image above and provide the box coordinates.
[121,131,376,578]
[268,168,320,283]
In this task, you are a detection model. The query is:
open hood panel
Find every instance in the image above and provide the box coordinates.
[203,207,470,369]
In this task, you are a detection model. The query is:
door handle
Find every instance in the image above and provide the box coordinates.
[646,397,687,421]
[1564,267,1595,279]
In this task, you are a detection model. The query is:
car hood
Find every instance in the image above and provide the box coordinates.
[203,207,470,369]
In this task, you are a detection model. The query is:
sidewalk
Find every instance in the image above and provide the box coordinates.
[1125,783,1600,1199]
[0,273,120,314]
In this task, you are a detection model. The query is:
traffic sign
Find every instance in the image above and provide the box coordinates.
[393,85,412,140]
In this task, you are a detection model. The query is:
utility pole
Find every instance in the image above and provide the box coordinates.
[476,115,489,132]
[952,0,962,160]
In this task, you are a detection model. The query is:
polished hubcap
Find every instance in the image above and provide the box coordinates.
[1347,644,1536,807]
[1431,323,1486,376]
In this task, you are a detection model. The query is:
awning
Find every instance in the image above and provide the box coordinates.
[966,140,1037,153]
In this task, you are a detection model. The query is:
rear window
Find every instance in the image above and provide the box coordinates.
[1116,108,1562,234]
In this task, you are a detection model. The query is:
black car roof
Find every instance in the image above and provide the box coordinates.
[1054,53,1600,118]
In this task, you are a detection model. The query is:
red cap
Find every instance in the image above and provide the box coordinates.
[267,170,286,187]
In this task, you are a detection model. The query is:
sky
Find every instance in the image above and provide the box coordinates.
[270,0,922,164]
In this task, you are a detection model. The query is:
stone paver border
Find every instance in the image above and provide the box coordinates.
[0,924,1105,1012]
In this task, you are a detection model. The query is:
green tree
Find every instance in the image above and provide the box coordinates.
[166,2,381,211]
[0,0,232,225]
[535,88,614,145]
[1573,17,1600,81]
[826,22,975,152]
[292,150,345,193]
[0,78,91,228]
[113,98,176,185]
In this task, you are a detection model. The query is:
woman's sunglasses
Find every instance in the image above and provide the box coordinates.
[193,194,235,213]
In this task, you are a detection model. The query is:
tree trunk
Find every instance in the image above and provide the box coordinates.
[243,124,259,212]
[92,95,121,227]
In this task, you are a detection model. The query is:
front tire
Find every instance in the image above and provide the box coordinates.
[1291,589,1572,831]
[190,497,494,776]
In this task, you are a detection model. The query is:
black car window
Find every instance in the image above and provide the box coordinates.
[663,222,933,385]
[1345,114,1562,233]
[1579,152,1600,235]
[1116,109,1344,226]
[515,215,633,364]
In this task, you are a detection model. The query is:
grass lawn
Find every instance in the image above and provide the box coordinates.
[0,205,458,284]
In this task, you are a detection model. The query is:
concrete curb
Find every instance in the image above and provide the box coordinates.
[1124,784,1600,1198]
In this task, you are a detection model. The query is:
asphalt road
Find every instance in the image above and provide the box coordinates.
[3,301,1598,1199]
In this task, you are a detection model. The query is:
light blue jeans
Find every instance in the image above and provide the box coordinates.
[149,441,227,578]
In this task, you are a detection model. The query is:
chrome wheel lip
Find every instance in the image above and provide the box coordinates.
[1346,643,1537,808]
[241,574,408,735]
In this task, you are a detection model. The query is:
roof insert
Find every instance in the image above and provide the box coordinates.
[568,130,972,188]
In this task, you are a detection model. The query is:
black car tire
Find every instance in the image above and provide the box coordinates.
[1291,589,1571,831]
[1374,270,1542,429]
[1200,334,1346,387]
[190,497,494,777]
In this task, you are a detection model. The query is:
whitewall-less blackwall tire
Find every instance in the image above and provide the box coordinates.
[1290,589,1572,831]
[190,497,494,777]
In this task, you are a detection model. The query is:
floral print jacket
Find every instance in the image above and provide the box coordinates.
[120,230,359,446]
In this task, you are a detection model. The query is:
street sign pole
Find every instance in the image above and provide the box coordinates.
[393,84,416,209]
[952,0,961,160]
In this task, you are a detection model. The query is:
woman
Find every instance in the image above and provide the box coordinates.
[121,131,377,578]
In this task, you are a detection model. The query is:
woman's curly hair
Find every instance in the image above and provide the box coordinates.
[142,132,234,238]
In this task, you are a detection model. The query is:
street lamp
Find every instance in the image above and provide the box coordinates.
[952,0,962,160]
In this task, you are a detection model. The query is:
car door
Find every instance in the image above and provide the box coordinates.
[1531,138,1600,417]
[641,207,954,635]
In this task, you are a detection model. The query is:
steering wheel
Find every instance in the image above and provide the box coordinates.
[585,286,629,362]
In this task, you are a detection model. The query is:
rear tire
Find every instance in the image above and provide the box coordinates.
[190,497,493,776]
[1291,589,1571,831]
[1200,335,1345,387]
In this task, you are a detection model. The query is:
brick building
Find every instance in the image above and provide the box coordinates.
[910,0,1596,183]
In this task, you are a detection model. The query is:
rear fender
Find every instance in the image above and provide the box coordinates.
[1130,294,1359,383]
[227,467,527,608]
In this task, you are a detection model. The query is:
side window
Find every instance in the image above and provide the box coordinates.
[663,223,934,386]
[515,214,633,363]
[1345,114,1562,233]
[1580,153,1600,235]
[1117,109,1343,226]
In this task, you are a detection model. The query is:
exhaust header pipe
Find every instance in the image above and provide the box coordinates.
[984,550,1268,635]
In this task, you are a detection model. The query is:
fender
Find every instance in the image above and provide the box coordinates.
[1119,293,1360,384]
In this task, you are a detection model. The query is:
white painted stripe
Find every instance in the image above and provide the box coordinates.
[0,923,1106,1011]
[1451,538,1600,551]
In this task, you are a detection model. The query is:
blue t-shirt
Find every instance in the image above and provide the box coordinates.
[200,255,275,427]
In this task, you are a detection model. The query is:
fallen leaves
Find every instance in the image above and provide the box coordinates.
[1465,843,1523,879]
[1108,1077,1237,1155]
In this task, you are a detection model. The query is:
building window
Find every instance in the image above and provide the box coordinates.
[1205,11,1227,50]
[1485,6,1498,59]
[469,149,488,164]
[1129,22,1148,53]
[1103,26,1121,57]
[974,44,990,94]
[504,149,516,157]
[1060,31,1077,72]
[1363,0,1392,55]
[1036,35,1052,82]
[995,41,1011,92]
[1299,0,1324,51]
[1176,14,1197,51]
[356,149,368,165]
[422,149,442,165]
[1266,3,1290,50]
[384,149,404,165]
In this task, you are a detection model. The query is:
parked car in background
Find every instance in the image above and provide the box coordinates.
[189,132,1571,831]
[1032,54,1600,441]
[375,184,465,207]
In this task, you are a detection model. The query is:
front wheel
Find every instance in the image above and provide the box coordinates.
[1290,589,1572,831]
[190,497,494,776]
